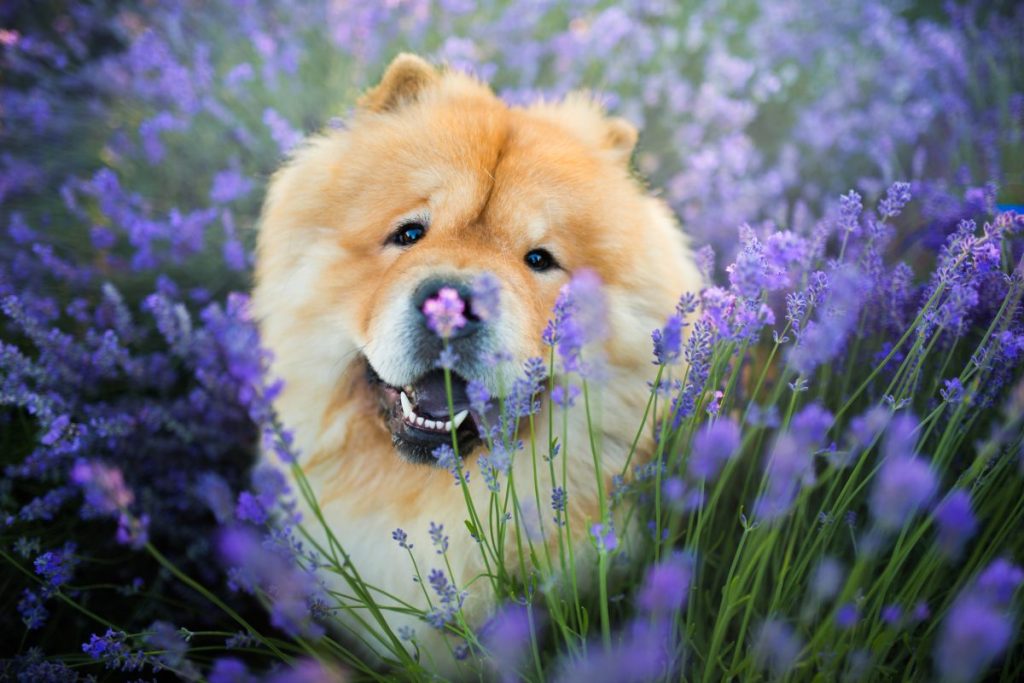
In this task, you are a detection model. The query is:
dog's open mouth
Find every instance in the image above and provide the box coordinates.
[367,363,487,464]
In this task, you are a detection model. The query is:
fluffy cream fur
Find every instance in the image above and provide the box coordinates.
[252,54,701,676]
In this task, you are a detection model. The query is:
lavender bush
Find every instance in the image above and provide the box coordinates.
[3,1,1024,681]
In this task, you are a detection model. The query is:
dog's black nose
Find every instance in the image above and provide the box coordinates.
[413,278,482,339]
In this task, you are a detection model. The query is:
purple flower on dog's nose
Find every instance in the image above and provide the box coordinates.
[423,287,467,339]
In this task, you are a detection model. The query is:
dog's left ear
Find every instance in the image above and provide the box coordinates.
[359,53,439,113]
[603,116,638,166]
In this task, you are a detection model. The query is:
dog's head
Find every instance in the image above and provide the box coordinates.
[253,54,700,465]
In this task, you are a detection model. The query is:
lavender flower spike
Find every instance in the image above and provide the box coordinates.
[422,287,467,339]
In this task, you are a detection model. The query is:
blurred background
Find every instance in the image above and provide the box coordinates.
[3,0,1022,298]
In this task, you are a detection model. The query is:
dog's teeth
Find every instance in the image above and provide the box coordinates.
[443,420,453,431]
[400,392,413,418]
[416,416,426,427]
[424,419,436,429]
[453,410,469,429]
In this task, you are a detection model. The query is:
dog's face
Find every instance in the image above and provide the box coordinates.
[254,55,700,467]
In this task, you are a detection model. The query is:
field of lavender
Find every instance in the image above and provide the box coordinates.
[2,1,1023,681]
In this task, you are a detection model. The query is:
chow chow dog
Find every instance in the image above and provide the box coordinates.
[252,54,701,674]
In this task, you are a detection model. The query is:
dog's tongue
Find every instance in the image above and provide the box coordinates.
[411,369,470,418]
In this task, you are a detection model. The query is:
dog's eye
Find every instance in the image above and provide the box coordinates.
[525,248,557,272]
[392,222,426,247]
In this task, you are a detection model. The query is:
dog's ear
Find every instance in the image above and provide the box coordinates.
[604,116,638,166]
[359,54,439,113]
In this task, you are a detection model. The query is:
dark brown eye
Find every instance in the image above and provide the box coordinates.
[525,248,556,272]
[393,222,426,246]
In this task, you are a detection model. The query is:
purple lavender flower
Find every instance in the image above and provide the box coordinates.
[752,619,802,677]
[591,522,618,552]
[542,286,572,347]
[145,621,195,676]
[425,568,466,630]
[637,552,694,615]
[218,527,324,640]
[688,417,741,481]
[934,597,1013,683]
[471,272,501,321]
[933,490,977,559]
[18,589,48,629]
[392,528,412,549]
[551,486,567,526]
[870,455,937,531]
[551,383,581,407]
[788,265,868,375]
[429,521,449,554]
[82,629,146,672]
[881,604,903,626]
[754,407,831,521]
[973,559,1024,606]
[940,378,965,404]
[652,313,684,365]
[479,442,512,493]
[262,108,302,154]
[670,319,714,426]
[436,346,460,370]
[467,379,491,414]
[838,190,863,235]
[432,443,464,485]
[209,658,255,683]
[209,168,253,204]
[835,603,859,629]
[879,181,912,219]
[422,287,467,339]
[480,604,536,682]
[266,659,346,683]
[70,460,134,514]
[553,619,676,683]
[194,472,235,524]
[553,270,610,377]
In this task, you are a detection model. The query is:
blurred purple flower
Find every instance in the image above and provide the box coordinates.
[551,486,567,526]
[209,657,256,683]
[551,383,580,408]
[934,597,1013,683]
[553,619,676,683]
[637,552,694,615]
[940,378,965,404]
[652,313,684,365]
[591,522,618,552]
[752,619,802,677]
[555,270,609,377]
[881,604,903,626]
[266,659,346,683]
[17,589,48,629]
[210,168,253,204]
[870,455,937,532]
[879,181,913,219]
[688,417,741,481]
[32,546,78,601]
[262,108,302,154]
[933,490,977,559]
[82,628,146,672]
[974,558,1024,607]
[471,272,501,321]
[70,460,134,514]
[422,287,467,339]
[218,527,324,640]
[480,604,537,682]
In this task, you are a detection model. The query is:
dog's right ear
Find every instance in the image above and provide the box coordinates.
[358,54,439,113]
